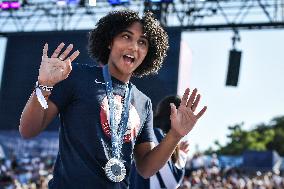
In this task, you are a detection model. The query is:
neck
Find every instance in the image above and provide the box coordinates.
[107,63,131,84]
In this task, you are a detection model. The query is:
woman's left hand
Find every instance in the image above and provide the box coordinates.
[170,88,207,139]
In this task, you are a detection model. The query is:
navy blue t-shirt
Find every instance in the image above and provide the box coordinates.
[48,63,155,189]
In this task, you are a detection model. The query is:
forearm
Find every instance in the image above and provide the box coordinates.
[19,91,49,138]
[136,129,182,178]
[19,42,77,139]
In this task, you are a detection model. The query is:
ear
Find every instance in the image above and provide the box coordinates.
[108,42,112,50]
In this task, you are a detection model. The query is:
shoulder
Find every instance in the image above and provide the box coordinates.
[71,63,102,75]
[131,84,152,107]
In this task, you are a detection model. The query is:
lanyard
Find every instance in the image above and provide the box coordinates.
[102,65,132,159]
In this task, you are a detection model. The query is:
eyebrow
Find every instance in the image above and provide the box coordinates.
[122,29,148,40]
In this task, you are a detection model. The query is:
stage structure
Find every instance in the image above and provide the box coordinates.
[0,0,284,130]
[0,0,283,32]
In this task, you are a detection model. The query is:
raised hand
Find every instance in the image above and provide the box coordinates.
[179,141,190,154]
[170,88,207,138]
[38,42,80,86]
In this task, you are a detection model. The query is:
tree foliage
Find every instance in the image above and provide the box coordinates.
[208,115,284,156]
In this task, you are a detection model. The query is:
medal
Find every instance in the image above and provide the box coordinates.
[104,158,126,182]
[102,65,132,183]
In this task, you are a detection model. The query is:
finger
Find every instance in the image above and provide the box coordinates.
[42,43,48,58]
[187,88,197,107]
[184,143,189,149]
[182,143,189,149]
[183,141,189,147]
[180,88,190,107]
[51,42,65,58]
[184,148,190,153]
[170,103,177,120]
[184,148,189,153]
[196,106,207,119]
[181,141,189,146]
[184,141,190,146]
[180,142,190,152]
[180,142,188,149]
[58,44,73,60]
[191,94,200,112]
[63,59,72,77]
[68,50,80,62]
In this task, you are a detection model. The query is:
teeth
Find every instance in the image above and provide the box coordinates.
[125,55,134,59]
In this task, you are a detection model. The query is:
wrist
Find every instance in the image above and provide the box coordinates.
[41,90,51,97]
[34,82,50,109]
[168,129,183,141]
[35,81,53,92]
[33,90,50,101]
[38,77,55,87]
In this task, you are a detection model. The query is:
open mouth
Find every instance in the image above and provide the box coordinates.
[123,55,135,64]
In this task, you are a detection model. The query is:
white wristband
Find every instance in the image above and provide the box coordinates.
[35,87,48,109]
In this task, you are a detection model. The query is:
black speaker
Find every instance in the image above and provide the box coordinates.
[226,49,242,86]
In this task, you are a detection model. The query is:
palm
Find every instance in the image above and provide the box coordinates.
[39,57,68,86]
[38,42,80,86]
[170,88,207,138]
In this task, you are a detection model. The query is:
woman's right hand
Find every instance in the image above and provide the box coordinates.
[38,42,80,86]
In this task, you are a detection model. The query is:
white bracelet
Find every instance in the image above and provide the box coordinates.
[34,81,50,109]
[35,87,48,109]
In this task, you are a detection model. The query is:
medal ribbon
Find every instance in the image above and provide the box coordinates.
[103,65,132,160]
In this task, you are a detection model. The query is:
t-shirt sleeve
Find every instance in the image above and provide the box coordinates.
[135,99,155,144]
[49,64,77,112]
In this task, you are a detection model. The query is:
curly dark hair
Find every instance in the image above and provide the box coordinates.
[154,95,181,133]
[88,9,169,77]
[154,95,182,164]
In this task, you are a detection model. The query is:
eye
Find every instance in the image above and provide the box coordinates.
[122,34,130,39]
[138,39,148,46]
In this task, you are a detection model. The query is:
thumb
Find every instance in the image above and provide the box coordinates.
[170,103,177,120]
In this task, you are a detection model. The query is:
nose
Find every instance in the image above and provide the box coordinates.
[129,41,138,52]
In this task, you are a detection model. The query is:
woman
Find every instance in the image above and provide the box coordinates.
[19,10,207,189]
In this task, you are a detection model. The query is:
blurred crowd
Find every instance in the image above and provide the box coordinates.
[0,155,54,189]
[179,153,284,189]
[0,152,284,189]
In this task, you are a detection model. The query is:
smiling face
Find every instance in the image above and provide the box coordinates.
[107,21,149,83]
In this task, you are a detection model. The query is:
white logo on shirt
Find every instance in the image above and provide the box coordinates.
[94,79,105,85]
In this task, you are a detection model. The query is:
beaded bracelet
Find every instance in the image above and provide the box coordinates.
[35,81,53,92]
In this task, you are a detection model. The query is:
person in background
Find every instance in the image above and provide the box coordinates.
[130,95,191,189]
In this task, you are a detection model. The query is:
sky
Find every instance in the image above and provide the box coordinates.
[0,28,284,156]
[179,29,284,155]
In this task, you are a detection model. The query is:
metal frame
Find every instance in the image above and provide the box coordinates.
[0,0,283,32]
